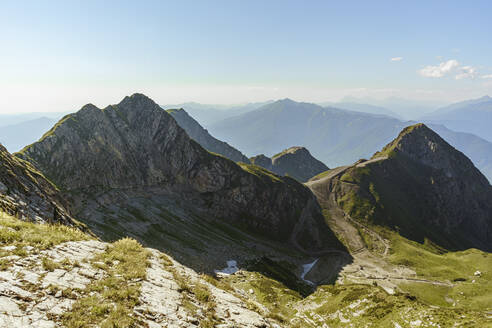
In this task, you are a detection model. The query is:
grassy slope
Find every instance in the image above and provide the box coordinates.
[388,231,492,311]
[1,210,491,327]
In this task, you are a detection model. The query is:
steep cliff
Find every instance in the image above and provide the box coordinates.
[0,144,75,226]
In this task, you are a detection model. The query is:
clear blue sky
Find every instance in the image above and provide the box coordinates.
[1,0,491,113]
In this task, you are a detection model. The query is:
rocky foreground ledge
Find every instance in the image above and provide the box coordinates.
[0,212,272,328]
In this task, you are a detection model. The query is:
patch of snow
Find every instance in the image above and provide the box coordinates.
[394,323,402,328]
[214,260,239,275]
[381,286,395,295]
[300,258,318,285]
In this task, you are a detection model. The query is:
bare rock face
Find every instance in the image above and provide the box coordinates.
[167,108,250,163]
[0,144,75,226]
[308,123,492,251]
[251,147,329,182]
[17,94,341,254]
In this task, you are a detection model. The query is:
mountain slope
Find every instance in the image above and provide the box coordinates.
[250,146,328,182]
[17,94,343,269]
[162,101,270,127]
[429,124,492,182]
[209,99,405,168]
[167,108,250,163]
[321,101,402,119]
[308,123,492,251]
[0,144,75,226]
[0,117,56,152]
[423,95,492,142]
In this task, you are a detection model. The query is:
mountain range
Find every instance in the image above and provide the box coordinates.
[206,98,492,182]
[422,95,492,142]
[161,101,271,126]
[17,94,343,270]
[1,93,491,326]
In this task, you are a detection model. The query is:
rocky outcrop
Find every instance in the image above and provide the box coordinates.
[308,123,492,251]
[17,94,342,256]
[0,144,75,226]
[250,147,329,182]
[167,108,250,163]
[0,236,270,327]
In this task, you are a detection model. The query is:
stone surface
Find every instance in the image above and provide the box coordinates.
[0,240,106,328]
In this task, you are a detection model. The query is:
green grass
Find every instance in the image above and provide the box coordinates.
[295,283,491,327]
[337,190,374,221]
[238,163,282,182]
[0,212,90,256]
[388,231,492,311]
[62,238,151,328]
[42,257,61,272]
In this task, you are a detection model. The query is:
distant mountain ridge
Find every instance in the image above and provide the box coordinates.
[207,98,492,182]
[209,98,409,167]
[250,146,328,182]
[162,101,272,127]
[0,117,56,152]
[308,124,492,251]
[422,95,492,142]
[167,108,250,163]
[320,101,402,119]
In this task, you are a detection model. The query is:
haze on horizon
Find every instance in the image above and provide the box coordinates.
[1,0,491,114]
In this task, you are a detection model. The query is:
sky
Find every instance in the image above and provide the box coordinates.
[1,0,491,113]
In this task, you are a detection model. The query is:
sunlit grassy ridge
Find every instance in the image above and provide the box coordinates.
[0,212,90,254]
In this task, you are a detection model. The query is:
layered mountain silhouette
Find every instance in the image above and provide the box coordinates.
[208,98,492,182]
[423,96,492,142]
[167,108,250,163]
[308,124,492,251]
[208,99,413,167]
[0,144,75,226]
[17,94,343,267]
[250,147,328,182]
[0,117,56,152]
[162,101,271,126]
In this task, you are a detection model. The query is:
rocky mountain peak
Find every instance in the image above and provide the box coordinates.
[17,94,342,255]
[250,147,328,182]
[377,123,489,183]
[310,124,492,251]
[272,146,309,158]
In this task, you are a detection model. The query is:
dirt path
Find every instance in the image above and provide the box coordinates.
[306,165,453,291]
